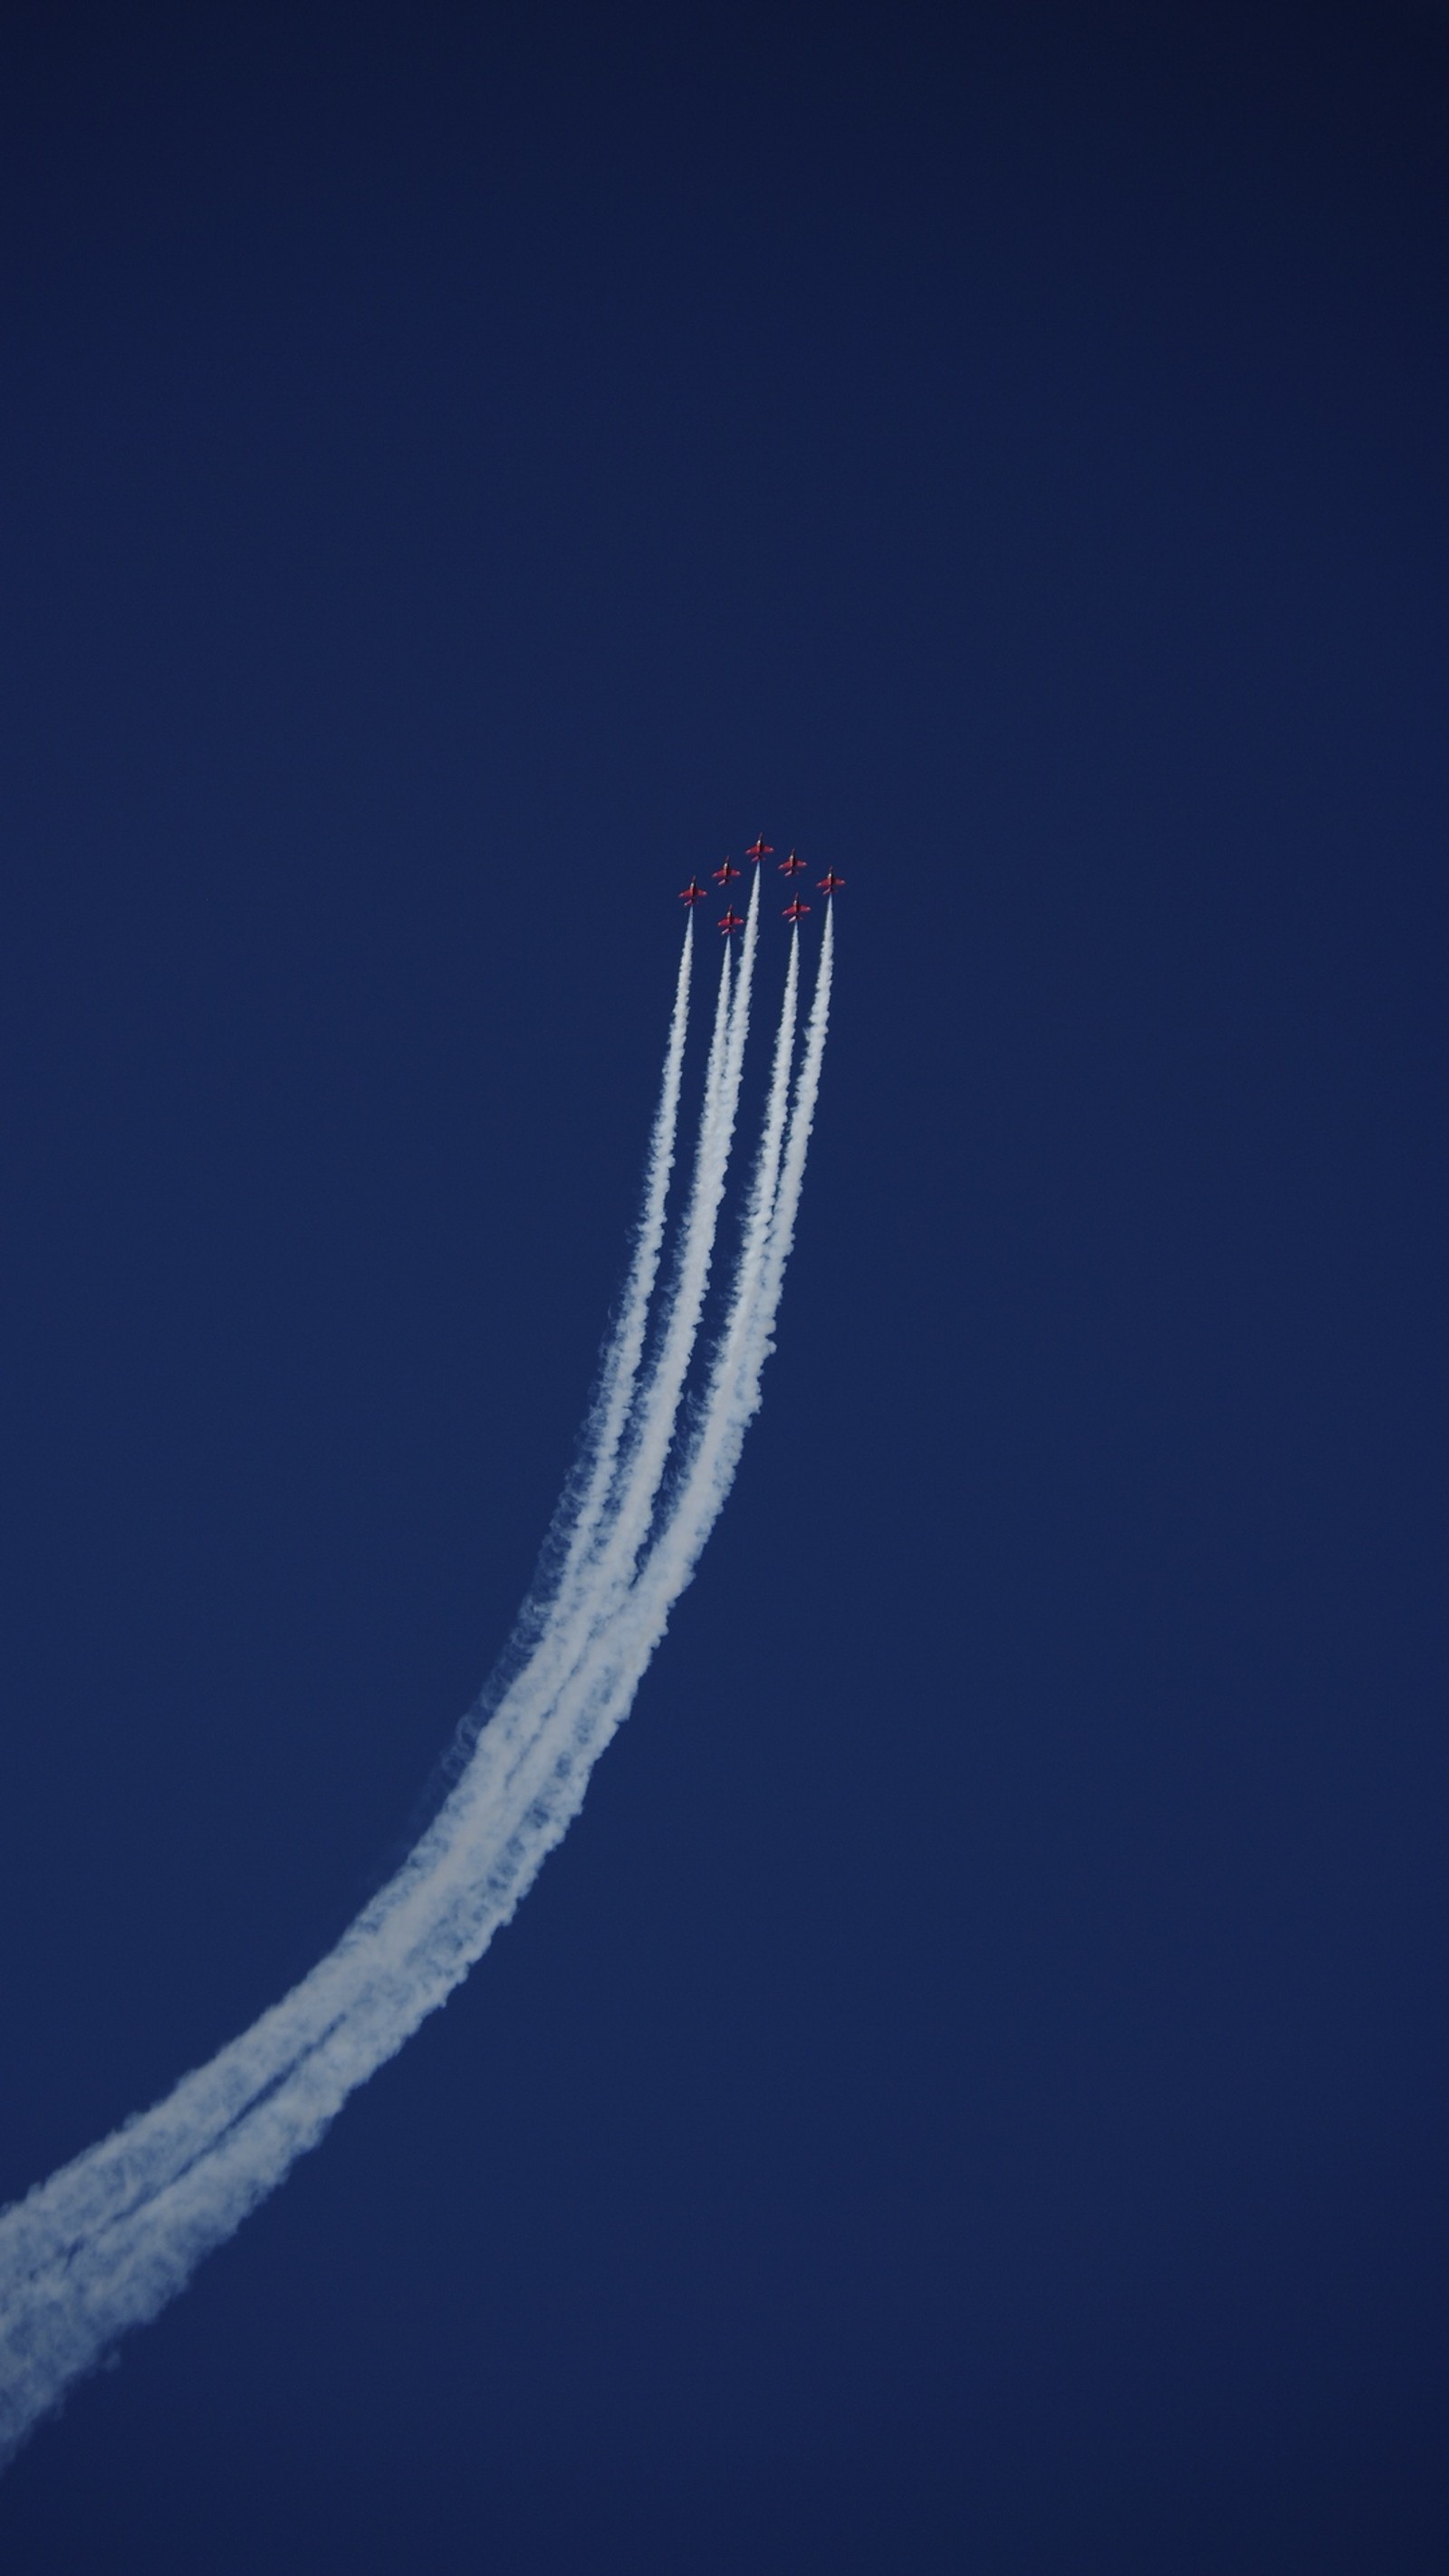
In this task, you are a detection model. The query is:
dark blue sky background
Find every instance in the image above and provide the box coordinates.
[1,5,1446,2568]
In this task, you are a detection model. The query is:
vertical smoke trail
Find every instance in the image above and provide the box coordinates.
[441,916,705,1775]
[462,926,742,1793]
[446,877,764,1845]
[697,918,801,1456]
[590,861,763,1600]
[545,905,832,1762]
[0,882,830,2472]
[440,899,799,1806]
[427,931,743,1852]
[528,913,695,1630]
[598,923,738,1564]
[416,915,814,1871]
[740,898,834,1389]
[619,901,830,1631]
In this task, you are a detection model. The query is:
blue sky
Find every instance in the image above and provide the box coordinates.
[0,5,1445,2568]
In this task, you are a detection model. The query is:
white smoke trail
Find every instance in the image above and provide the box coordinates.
[377,909,827,2018]
[0,884,827,2471]
[439,912,749,1841]
[737,899,834,1398]
[0,925,755,2373]
[466,875,764,1807]
[0,929,705,2297]
[520,911,695,1641]
[589,864,762,1597]
[521,906,833,1784]
[443,864,762,1813]
[447,922,730,1775]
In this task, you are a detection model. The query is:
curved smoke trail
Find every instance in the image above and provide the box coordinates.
[0,920,756,2352]
[443,918,730,1779]
[0,925,710,2304]
[0,885,830,2470]
[507,910,696,1662]
[532,905,833,1779]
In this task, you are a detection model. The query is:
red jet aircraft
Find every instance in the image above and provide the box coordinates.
[817,870,846,895]
[717,908,745,936]
[744,838,773,864]
[782,898,811,923]
[678,878,707,906]
[713,859,742,885]
[779,850,806,877]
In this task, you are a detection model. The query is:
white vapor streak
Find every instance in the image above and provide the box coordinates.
[527,906,832,1783]
[0,929,704,2320]
[585,862,761,1609]
[0,915,753,2402]
[536,912,695,1632]
[0,872,827,2471]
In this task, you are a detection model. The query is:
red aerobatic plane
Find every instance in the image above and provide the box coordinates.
[779,850,806,876]
[782,898,811,923]
[713,859,742,885]
[817,870,846,895]
[717,908,745,936]
[678,877,707,906]
[744,838,773,864]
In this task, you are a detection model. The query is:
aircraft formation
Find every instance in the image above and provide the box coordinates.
[677,837,846,934]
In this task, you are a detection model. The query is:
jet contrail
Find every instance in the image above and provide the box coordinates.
[0,924,753,2347]
[505,909,696,1668]
[537,906,833,1779]
[437,893,749,1821]
[434,913,716,1786]
[0,880,831,2470]
[573,863,761,1616]
[0,927,708,2316]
